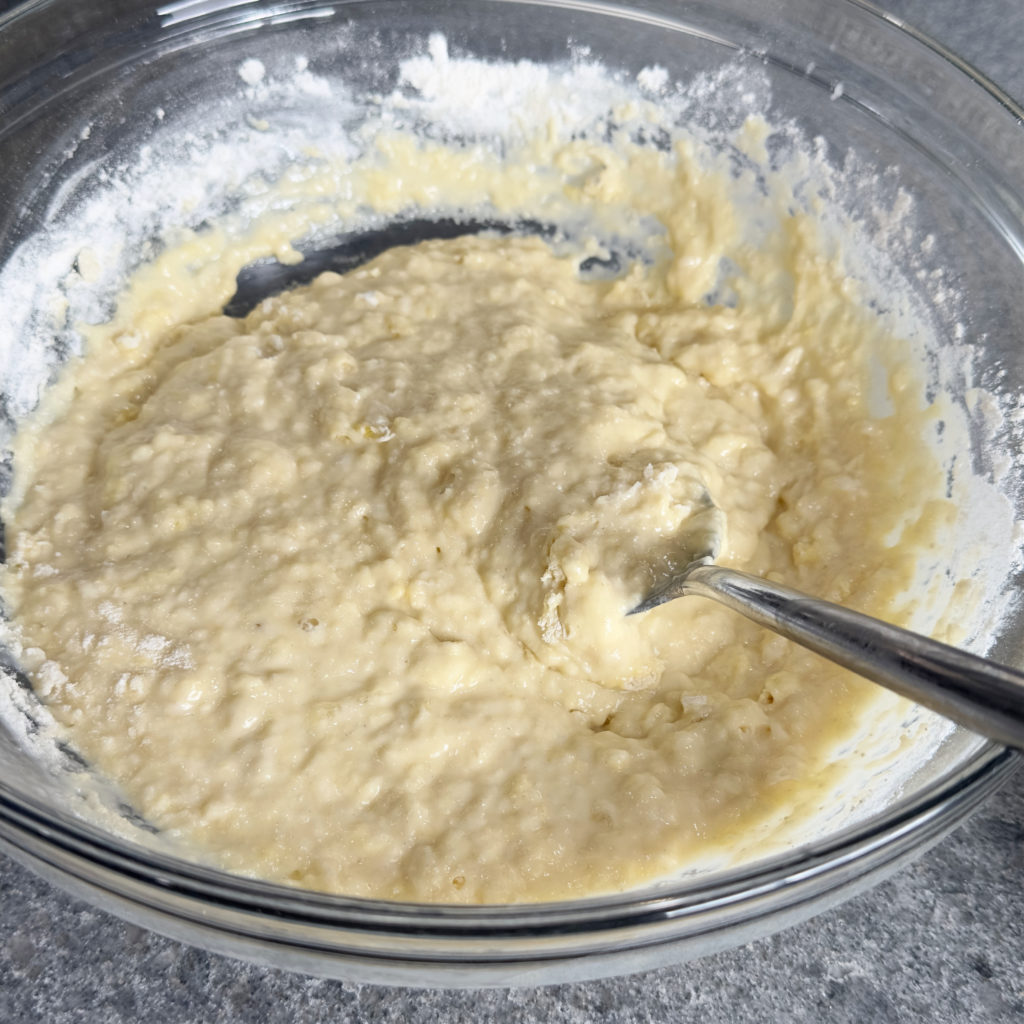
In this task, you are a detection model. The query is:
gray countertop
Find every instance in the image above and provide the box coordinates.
[3,1,1024,1020]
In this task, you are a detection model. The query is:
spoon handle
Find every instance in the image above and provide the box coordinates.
[684,563,1024,750]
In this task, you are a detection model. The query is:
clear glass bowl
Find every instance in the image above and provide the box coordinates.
[0,0,1022,987]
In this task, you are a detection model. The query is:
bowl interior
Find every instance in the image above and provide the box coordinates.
[0,0,1023,978]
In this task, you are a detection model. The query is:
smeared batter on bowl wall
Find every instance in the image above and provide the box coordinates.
[1,130,956,902]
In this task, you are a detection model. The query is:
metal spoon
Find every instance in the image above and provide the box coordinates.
[629,498,1024,750]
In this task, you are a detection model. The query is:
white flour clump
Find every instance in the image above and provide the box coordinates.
[637,64,669,94]
[395,32,648,139]
[238,58,265,86]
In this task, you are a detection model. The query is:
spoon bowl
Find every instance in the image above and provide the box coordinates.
[630,492,1024,750]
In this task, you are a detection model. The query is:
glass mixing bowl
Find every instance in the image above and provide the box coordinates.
[0,0,1022,987]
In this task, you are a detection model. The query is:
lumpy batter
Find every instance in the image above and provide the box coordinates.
[1,143,953,902]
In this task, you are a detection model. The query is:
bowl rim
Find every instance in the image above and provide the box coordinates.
[0,742,1017,936]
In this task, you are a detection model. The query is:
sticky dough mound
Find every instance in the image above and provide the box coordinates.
[4,208,949,901]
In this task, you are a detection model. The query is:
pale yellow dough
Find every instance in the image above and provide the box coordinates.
[2,139,952,902]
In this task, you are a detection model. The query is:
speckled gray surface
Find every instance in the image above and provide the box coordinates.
[2,0,1024,1020]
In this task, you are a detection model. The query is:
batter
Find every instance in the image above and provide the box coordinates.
[0,138,952,902]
